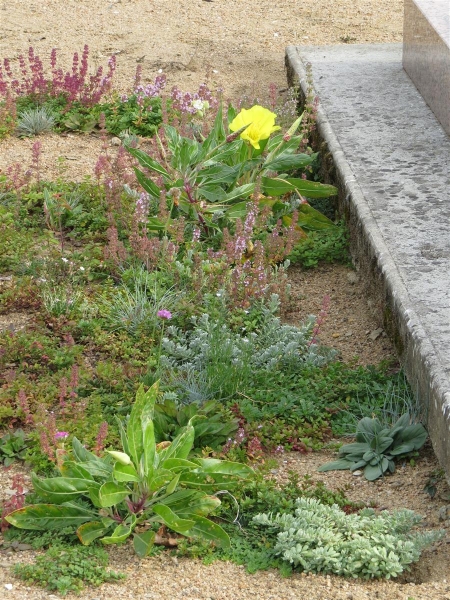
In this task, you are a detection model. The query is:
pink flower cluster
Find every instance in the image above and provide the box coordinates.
[0,45,116,107]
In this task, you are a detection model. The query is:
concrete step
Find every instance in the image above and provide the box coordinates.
[285,43,450,478]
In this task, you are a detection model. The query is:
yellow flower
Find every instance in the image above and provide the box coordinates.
[229,105,281,149]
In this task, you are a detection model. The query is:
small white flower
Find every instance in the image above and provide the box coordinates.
[61,257,69,263]
[79,266,85,271]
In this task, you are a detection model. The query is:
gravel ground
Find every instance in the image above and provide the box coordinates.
[3,2,449,599]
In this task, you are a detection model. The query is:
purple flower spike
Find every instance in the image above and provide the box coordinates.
[157,310,172,320]
[55,431,69,439]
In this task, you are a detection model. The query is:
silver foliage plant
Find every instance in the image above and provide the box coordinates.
[253,498,444,579]
[159,294,337,400]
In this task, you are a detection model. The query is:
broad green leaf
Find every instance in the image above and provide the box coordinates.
[339,442,370,456]
[400,424,428,449]
[262,177,296,196]
[98,481,131,508]
[59,462,95,481]
[143,420,156,480]
[115,416,130,456]
[77,521,111,545]
[157,424,195,462]
[31,474,94,504]
[134,169,161,200]
[178,471,241,491]
[166,473,180,495]
[71,438,112,478]
[285,178,338,199]
[192,458,254,478]
[317,459,353,472]
[163,125,181,155]
[152,504,195,534]
[127,146,170,180]
[133,530,156,557]
[222,183,255,203]
[356,417,382,443]
[161,458,199,472]
[146,217,167,231]
[157,490,220,517]
[5,503,95,531]
[364,460,388,481]
[390,442,416,456]
[101,519,135,545]
[127,383,157,466]
[113,462,140,483]
[263,153,312,172]
[224,201,248,219]
[295,204,336,231]
[148,469,173,492]
[184,514,230,549]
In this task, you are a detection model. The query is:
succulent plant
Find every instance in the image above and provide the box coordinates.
[318,413,427,481]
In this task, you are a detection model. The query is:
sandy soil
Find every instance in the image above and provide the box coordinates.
[3,2,449,600]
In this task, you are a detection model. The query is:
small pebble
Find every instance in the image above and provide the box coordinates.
[4,584,13,591]
[352,470,362,476]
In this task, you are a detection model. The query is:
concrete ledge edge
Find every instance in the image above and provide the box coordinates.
[285,45,450,478]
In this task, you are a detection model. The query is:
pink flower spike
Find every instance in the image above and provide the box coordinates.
[157,310,172,320]
[55,431,69,439]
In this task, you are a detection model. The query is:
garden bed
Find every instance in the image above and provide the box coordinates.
[1,1,450,599]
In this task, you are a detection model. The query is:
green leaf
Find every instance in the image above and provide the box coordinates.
[59,461,95,480]
[317,459,353,472]
[157,423,195,462]
[101,520,135,545]
[31,474,95,504]
[263,153,312,172]
[399,424,428,450]
[127,383,157,466]
[134,168,161,200]
[356,417,382,443]
[339,442,370,456]
[185,514,230,548]
[157,490,221,517]
[152,504,195,534]
[222,183,255,203]
[143,420,156,480]
[295,203,336,231]
[364,461,387,481]
[113,462,140,483]
[192,458,254,479]
[165,473,180,495]
[133,530,156,557]
[5,503,96,531]
[76,521,111,545]
[98,481,131,508]
[161,458,200,472]
[127,146,170,180]
[285,178,338,199]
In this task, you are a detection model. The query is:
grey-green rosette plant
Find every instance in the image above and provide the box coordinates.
[6,383,253,556]
[318,413,427,481]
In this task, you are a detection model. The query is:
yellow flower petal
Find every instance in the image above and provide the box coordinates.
[229,105,280,148]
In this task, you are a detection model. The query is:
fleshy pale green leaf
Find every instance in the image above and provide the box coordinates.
[100,519,136,545]
[192,458,254,478]
[5,503,96,531]
[31,474,95,504]
[127,383,158,466]
[263,152,312,172]
[77,521,111,545]
[134,168,161,200]
[184,514,230,549]
[98,481,131,508]
[133,530,156,557]
[113,462,140,483]
[152,504,195,534]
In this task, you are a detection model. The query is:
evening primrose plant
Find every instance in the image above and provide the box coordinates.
[127,103,337,235]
